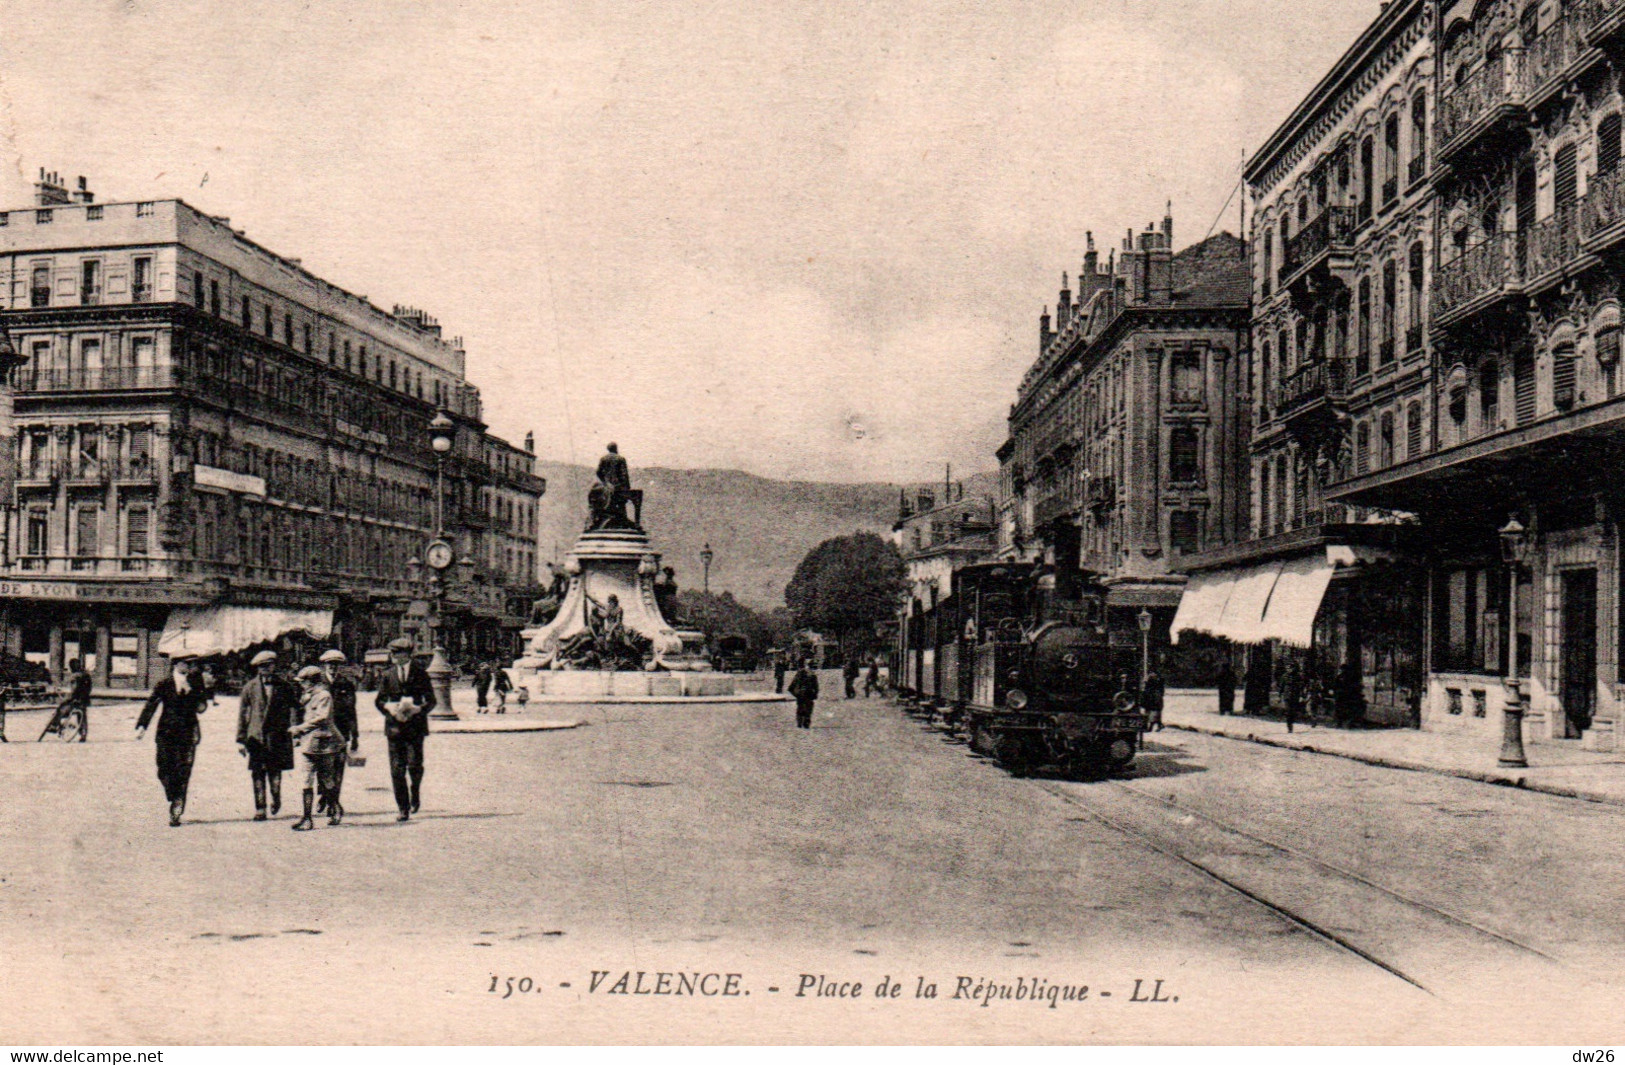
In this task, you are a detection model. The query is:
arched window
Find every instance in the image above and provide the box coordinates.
[1274,454,1289,530]
[1357,276,1373,375]
[1259,462,1273,536]
[1262,229,1274,296]
[1383,113,1400,204]
[1360,135,1375,220]
[1379,410,1395,468]
[1410,92,1428,180]
[1381,260,1398,364]
[1408,242,1425,343]
[1406,400,1423,460]
[1259,340,1273,409]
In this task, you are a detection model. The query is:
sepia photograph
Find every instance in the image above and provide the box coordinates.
[3,0,1625,1048]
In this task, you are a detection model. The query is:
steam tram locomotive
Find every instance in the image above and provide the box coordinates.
[900,562,1148,777]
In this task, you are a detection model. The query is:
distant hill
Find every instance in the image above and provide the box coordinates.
[533,463,999,610]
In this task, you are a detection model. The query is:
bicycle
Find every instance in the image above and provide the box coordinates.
[39,701,87,742]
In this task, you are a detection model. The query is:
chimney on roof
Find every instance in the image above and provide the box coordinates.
[34,168,69,206]
[1057,272,1072,330]
[916,488,936,514]
[1040,306,1053,354]
[1149,211,1173,305]
[898,487,913,521]
[1162,202,1173,246]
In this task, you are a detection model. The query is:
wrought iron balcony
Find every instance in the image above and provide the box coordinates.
[1583,165,1625,243]
[14,365,180,392]
[1274,359,1349,440]
[1584,0,1625,44]
[1435,233,1518,322]
[1524,199,1583,284]
[1438,52,1524,161]
[1280,206,1357,303]
[1522,9,1591,103]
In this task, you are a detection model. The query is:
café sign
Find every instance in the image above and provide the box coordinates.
[194,464,267,497]
[0,580,208,604]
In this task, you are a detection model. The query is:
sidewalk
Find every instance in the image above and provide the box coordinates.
[1164,688,1625,807]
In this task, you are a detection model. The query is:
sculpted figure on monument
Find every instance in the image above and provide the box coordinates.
[586,442,644,531]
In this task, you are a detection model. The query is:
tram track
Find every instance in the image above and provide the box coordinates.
[1031,775,1560,998]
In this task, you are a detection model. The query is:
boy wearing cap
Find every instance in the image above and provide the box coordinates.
[289,665,342,829]
[319,650,359,815]
[135,654,212,826]
[237,650,297,820]
[375,636,435,821]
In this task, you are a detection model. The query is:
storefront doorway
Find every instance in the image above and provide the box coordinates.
[1561,568,1597,738]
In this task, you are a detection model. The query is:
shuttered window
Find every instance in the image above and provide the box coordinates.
[1355,422,1370,475]
[126,506,150,556]
[1552,345,1577,409]
[1600,114,1622,176]
[1379,411,1395,469]
[1555,144,1579,208]
[75,507,99,558]
[1407,401,1423,460]
[1515,355,1537,424]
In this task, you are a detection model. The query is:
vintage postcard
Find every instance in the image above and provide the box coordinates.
[3,0,1624,1048]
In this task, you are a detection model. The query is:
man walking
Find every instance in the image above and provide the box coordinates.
[773,653,788,694]
[1216,657,1236,717]
[319,649,359,816]
[474,661,492,713]
[492,662,512,713]
[789,660,819,729]
[843,657,859,699]
[376,637,435,821]
[237,650,296,820]
[135,653,212,826]
[864,657,882,698]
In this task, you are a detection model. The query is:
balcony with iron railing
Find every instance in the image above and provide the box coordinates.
[1280,206,1358,302]
[1521,6,1597,107]
[10,556,175,577]
[1585,0,1625,44]
[1524,199,1584,285]
[15,365,181,392]
[1275,359,1349,420]
[1435,232,1518,323]
[1437,52,1525,161]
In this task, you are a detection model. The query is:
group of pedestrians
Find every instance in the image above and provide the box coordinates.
[472,660,513,713]
[133,636,435,828]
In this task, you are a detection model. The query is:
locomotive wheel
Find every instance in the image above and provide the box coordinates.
[967,719,987,753]
[993,732,1033,777]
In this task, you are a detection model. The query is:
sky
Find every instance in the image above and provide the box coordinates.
[0,0,1380,483]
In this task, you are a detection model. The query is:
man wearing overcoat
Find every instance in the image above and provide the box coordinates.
[375,637,436,821]
[237,650,297,819]
[319,649,359,815]
[789,660,819,729]
[135,654,213,826]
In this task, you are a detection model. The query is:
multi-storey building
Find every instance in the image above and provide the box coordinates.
[892,482,996,697]
[1000,215,1250,676]
[0,173,545,689]
[1174,0,1435,725]
[1332,0,1625,749]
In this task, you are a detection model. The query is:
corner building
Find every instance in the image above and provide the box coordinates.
[999,216,1251,681]
[1335,0,1625,749]
[0,175,544,689]
[1174,0,1437,726]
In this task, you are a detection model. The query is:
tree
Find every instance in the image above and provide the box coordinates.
[784,531,904,652]
[675,590,778,652]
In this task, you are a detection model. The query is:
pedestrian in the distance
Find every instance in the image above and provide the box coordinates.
[773,653,787,694]
[864,657,881,698]
[376,637,435,821]
[789,660,819,729]
[492,662,512,713]
[237,650,297,820]
[1142,667,1165,732]
[1281,660,1302,734]
[319,649,359,817]
[843,657,859,699]
[58,658,93,742]
[1215,658,1236,717]
[134,653,211,827]
[474,661,492,713]
[289,665,343,830]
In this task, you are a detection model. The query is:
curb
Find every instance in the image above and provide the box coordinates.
[1167,721,1625,808]
[518,693,792,704]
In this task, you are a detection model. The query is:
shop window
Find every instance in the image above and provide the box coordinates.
[110,635,140,679]
[62,632,97,675]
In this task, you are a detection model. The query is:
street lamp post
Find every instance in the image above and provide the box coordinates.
[424,412,458,719]
[1498,515,1529,768]
[701,542,714,595]
[1137,607,1153,689]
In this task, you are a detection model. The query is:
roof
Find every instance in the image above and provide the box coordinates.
[1171,231,1250,308]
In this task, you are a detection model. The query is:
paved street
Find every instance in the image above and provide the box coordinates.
[3,676,1621,1043]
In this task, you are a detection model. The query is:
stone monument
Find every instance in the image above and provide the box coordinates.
[510,444,736,699]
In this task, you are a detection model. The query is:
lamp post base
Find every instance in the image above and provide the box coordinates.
[427,642,458,720]
[1498,681,1528,768]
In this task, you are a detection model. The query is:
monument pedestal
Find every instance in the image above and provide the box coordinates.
[509,525,735,700]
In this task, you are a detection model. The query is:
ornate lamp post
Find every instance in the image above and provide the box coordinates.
[1498,515,1530,768]
[420,411,458,719]
[701,542,714,595]
[1137,607,1153,689]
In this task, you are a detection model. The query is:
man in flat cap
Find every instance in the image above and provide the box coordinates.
[237,649,297,820]
[375,637,435,821]
[135,653,213,826]
[319,649,359,816]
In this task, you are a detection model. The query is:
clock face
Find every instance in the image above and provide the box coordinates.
[425,540,455,570]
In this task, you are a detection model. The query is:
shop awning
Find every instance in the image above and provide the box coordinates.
[1255,553,1337,648]
[1171,550,1340,649]
[1170,570,1238,644]
[157,606,334,659]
